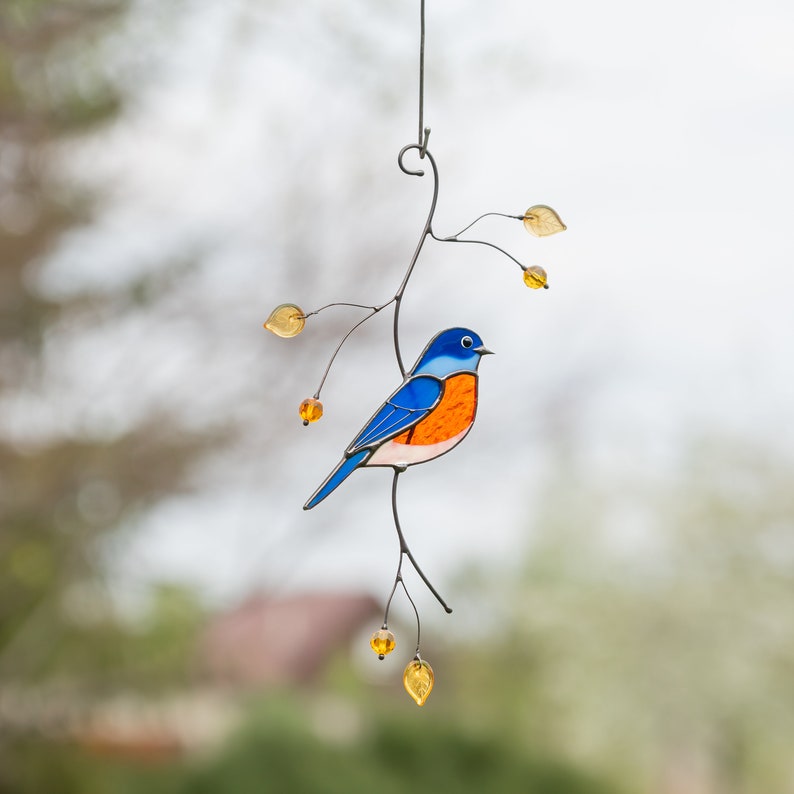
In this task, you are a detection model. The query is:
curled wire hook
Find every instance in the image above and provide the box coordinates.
[398,144,426,178]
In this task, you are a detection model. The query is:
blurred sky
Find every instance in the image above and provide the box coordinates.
[33,0,794,607]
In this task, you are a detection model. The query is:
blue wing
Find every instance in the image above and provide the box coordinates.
[303,374,443,510]
[348,374,442,453]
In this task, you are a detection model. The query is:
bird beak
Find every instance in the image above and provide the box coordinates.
[474,345,494,356]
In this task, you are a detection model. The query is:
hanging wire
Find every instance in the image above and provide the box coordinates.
[418,0,425,148]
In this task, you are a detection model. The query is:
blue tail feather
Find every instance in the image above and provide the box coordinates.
[303,450,370,510]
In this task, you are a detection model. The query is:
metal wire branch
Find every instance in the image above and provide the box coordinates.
[309,302,393,399]
[305,142,440,395]
[447,211,525,239]
[392,144,440,375]
[389,468,451,614]
[432,228,527,273]
[300,301,385,318]
[382,468,451,657]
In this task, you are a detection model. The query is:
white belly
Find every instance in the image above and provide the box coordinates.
[366,426,471,467]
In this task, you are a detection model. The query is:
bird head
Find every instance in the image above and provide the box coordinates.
[412,327,493,377]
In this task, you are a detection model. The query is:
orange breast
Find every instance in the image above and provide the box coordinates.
[393,373,477,446]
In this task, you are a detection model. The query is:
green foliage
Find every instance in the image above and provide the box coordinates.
[129,584,206,689]
[0,706,619,794]
[179,702,618,794]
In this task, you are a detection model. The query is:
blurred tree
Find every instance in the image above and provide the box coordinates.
[0,0,213,706]
[454,439,794,794]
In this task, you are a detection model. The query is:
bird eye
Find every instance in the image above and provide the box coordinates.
[461,336,473,349]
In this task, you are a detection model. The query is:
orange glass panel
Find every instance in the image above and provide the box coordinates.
[393,374,476,446]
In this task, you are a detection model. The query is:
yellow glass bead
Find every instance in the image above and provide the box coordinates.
[523,265,548,290]
[403,658,434,706]
[299,398,323,426]
[264,304,306,338]
[370,629,396,660]
[522,205,567,237]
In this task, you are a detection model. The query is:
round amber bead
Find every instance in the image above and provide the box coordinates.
[523,265,548,290]
[369,629,396,660]
[299,398,323,426]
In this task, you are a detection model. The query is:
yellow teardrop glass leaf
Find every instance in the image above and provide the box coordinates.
[299,398,323,425]
[523,205,567,237]
[523,265,548,290]
[370,629,396,659]
[264,304,306,338]
[403,659,434,706]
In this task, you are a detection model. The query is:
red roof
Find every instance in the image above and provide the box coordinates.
[201,592,381,687]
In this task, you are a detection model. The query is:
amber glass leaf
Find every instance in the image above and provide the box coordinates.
[370,629,396,659]
[264,304,305,338]
[299,398,323,425]
[403,659,434,706]
[523,265,548,289]
[523,205,566,237]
